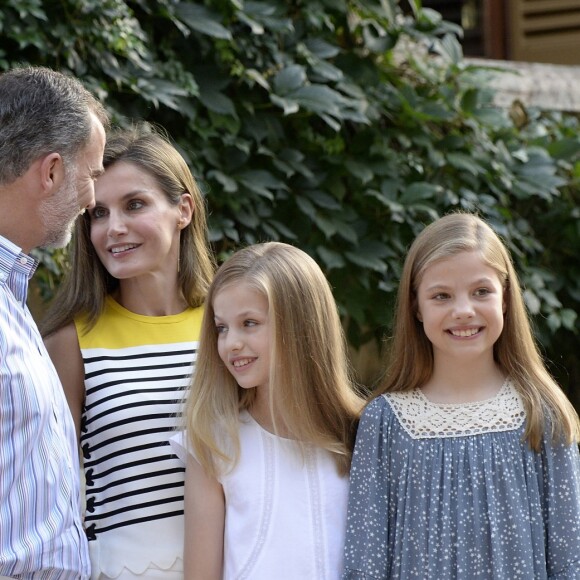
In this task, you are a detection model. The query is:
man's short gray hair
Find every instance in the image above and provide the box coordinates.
[0,66,109,185]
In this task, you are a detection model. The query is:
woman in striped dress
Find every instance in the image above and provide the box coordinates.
[41,123,215,579]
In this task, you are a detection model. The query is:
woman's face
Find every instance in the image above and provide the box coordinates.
[89,160,192,282]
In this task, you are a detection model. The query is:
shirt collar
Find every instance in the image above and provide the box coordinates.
[0,233,39,279]
[0,234,39,305]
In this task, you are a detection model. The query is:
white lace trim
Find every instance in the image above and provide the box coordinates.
[384,380,526,440]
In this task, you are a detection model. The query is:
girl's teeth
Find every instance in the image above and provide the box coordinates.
[451,328,478,337]
[233,358,251,368]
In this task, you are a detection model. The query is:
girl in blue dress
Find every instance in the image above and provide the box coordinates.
[343,212,580,579]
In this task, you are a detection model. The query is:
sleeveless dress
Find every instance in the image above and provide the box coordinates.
[342,380,580,579]
[75,296,203,579]
[172,410,350,579]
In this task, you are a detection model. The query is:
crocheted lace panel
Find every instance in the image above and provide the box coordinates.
[384,380,526,440]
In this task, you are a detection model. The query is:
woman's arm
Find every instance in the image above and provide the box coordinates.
[184,453,225,579]
[44,322,85,441]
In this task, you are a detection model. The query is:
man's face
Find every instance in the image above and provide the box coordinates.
[39,165,80,249]
[40,114,105,249]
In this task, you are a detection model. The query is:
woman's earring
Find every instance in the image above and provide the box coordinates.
[177,220,182,274]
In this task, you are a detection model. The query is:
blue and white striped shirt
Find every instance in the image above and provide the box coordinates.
[0,234,90,579]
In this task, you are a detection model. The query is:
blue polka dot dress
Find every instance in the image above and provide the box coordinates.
[343,381,580,579]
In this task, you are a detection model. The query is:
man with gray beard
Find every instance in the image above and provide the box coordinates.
[0,66,108,579]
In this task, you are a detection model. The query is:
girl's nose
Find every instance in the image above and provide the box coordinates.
[226,330,243,352]
[453,297,475,318]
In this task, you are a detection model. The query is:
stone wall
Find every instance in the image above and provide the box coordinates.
[467,58,580,113]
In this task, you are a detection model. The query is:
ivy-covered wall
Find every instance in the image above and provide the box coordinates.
[2,0,578,404]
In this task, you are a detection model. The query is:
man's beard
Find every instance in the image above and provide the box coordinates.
[39,170,81,249]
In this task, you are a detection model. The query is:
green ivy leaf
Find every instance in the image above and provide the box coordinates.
[207,170,238,193]
[345,251,387,273]
[199,90,237,117]
[296,196,316,217]
[273,65,307,95]
[317,246,345,270]
[524,289,541,315]
[436,33,463,65]
[400,182,441,204]
[270,94,300,115]
[560,309,578,331]
[175,3,232,39]
[306,190,342,210]
[345,160,374,183]
[313,214,338,239]
[446,152,484,176]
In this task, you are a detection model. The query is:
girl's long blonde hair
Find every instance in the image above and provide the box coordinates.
[185,242,364,476]
[377,212,579,450]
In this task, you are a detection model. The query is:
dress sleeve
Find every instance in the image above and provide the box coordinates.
[343,396,393,580]
[169,426,231,480]
[539,435,580,579]
[169,430,189,465]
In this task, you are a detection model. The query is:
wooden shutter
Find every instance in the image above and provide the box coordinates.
[509,0,580,64]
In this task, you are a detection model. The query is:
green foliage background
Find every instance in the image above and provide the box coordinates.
[2,0,579,405]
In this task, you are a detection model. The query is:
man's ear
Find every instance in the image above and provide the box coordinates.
[38,152,65,197]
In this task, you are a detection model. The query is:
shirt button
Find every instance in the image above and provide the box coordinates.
[19,257,28,265]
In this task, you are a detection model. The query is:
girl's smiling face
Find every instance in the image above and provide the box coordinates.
[89,160,189,281]
[213,282,272,395]
[416,250,505,367]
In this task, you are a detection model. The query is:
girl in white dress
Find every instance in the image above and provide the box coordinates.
[172,242,365,579]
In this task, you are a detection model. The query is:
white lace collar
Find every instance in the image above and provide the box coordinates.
[384,380,526,440]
